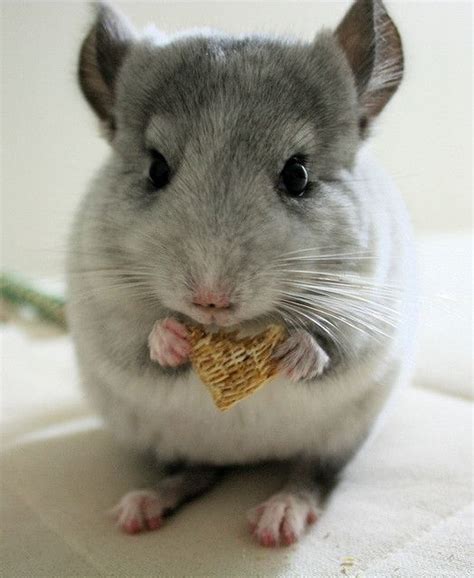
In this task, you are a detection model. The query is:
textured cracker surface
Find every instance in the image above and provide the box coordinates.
[189,325,286,411]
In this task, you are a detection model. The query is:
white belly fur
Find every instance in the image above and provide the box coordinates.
[99,356,391,466]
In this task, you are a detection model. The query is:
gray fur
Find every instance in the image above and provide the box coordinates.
[68,0,416,518]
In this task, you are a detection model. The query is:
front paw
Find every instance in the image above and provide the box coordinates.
[273,330,329,381]
[148,317,191,368]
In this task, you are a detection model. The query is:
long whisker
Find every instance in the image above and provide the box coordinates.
[276,253,376,263]
[68,267,162,276]
[276,246,373,259]
[292,293,400,323]
[301,293,398,329]
[322,297,399,327]
[274,302,301,333]
[276,279,403,303]
[282,296,388,341]
[277,300,346,358]
[275,282,395,336]
[68,282,155,301]
[278,300,340,346]
[278,280,402,311]
[273,269,403,291]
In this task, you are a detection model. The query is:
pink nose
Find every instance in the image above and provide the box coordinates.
[192,289,231,309]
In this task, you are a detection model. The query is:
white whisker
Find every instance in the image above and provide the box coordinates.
[289,298,386,341]
[276,288,392,341]
[276,246,372,259]
[278,300,346,358]
[278,281,402,312]
[277,252,375,263]
[273,269,403,291]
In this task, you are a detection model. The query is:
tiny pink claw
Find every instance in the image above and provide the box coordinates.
[164,318,189,338]
[168,356,187,368]
[158,346,184,367]
[123,519,142,534]
[170,342,191,357]
[259,530,277,548]
[282,529,297,546]
[281,518,298,545]
[166,348,182,361]
[307,510,318,525]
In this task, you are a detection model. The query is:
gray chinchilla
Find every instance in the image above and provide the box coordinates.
[67,0,416,545]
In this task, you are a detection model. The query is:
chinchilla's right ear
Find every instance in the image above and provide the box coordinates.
[335,0,403,136]
[78,2,135,137]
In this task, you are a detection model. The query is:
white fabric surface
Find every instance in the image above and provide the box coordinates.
[1,233,473,577]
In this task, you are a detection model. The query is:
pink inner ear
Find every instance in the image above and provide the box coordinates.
[335,0,404,121]
[335,0,376,94]
[78,3,135,131]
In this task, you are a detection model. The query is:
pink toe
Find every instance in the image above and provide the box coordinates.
[170,345,189,360]
[122,519,142,534]
[163,346,188,366]
[282,529,297,546]
[173,344,191,357]
[281,519,298,545]
[164,318,189,338]
[259,530,277,548]
[307,511,318,525]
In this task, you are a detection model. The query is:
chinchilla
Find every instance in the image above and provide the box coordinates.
[67,0,416,545]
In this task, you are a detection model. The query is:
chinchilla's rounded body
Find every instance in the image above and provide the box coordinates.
[68,148,415,465]
[67,0,417,543]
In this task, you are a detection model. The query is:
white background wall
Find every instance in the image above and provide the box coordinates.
[1,1,472,278]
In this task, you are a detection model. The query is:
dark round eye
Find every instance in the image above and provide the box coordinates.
[148,151,170,189]
[280,157,308,197]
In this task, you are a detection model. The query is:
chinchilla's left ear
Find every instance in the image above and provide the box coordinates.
[335,0,403,134]
[78,2,135,136]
